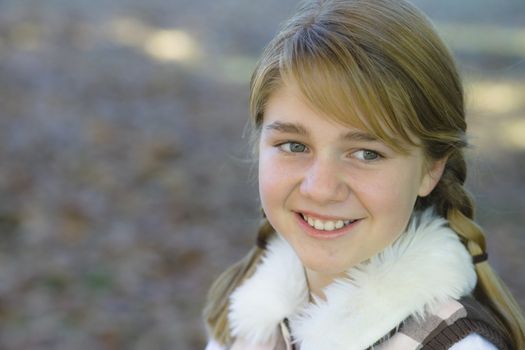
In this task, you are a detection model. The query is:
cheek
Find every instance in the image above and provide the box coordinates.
[258,149,304,192]
[258,155,286,208]
[354,167,420,214]
[258,168,276,206]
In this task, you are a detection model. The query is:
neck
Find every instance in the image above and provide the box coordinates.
[305,267,347,301]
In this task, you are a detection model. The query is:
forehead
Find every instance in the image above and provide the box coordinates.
[263,86,379,142]
[262,80,419,152]
[264,83,318,121]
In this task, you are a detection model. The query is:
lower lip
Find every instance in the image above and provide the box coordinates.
[295,213,360,240]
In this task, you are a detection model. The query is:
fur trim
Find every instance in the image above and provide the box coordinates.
[228,210,477,349]
[229,236,309,344]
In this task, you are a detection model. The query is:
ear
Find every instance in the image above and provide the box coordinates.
[418,157,448,197]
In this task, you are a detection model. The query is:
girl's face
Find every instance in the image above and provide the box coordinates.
[258,83,444,293]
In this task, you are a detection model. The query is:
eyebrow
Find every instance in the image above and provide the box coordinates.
[264,121,379,142]
[264,121,308,135]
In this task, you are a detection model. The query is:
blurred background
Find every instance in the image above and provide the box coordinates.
[0,0,523,349]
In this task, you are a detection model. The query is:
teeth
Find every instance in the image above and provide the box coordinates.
[308,217,315,226]
[324,221,335,231]
[301,214,355,231]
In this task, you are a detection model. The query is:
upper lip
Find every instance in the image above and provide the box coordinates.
[297,210,354,221]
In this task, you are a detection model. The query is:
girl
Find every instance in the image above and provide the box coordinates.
[204,0,525,349]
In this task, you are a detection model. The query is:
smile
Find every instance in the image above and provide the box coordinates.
[300,213,357,232]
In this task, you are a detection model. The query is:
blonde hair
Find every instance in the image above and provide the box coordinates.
[204,0,525,347]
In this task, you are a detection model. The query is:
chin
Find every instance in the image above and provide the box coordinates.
[300,253,354,277]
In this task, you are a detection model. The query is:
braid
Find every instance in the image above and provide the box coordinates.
[435,151,486,252]
[203,217,275,346]
[417,149,485,252]
[420,149,525,348]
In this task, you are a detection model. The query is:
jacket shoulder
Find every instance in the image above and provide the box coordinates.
[390,297,511,350]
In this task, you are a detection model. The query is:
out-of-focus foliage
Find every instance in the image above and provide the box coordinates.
[0,0,523,349]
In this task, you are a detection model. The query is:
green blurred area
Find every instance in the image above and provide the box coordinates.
[0,0,524,349]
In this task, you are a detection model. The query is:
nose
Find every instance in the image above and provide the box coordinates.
[299,158,350,204]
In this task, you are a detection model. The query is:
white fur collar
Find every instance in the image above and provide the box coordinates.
[228,210,477,350]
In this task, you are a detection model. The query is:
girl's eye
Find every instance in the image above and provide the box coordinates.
[352,149,381,161]
[278,142,308,153]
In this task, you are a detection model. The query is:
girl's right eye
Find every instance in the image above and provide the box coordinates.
[277,142,308,153]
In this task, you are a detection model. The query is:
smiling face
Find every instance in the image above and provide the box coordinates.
[258,83,444,296]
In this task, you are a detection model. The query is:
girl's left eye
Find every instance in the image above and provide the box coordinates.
[278,142,308,153]
[352,149,382,161]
